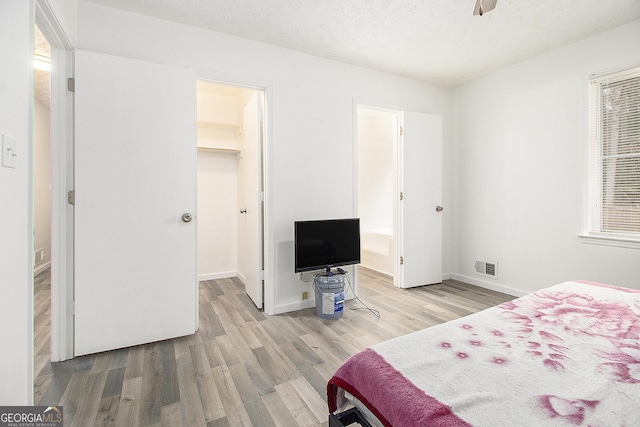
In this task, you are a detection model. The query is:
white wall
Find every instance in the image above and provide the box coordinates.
[77,2,452,314]
[0,0,34,405]
[34,100,52,272]
[197,152,238,279]
[46,0,77,46]
[451,20,640,295]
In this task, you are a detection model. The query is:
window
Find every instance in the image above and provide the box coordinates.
[586,66,640,245]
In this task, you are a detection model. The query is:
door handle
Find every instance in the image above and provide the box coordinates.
[182,213,193,223]
[436,206,443,212]
[240,209,247,214]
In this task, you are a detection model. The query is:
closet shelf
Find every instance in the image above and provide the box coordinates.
[197,146,241,155]
[197,121,243,137]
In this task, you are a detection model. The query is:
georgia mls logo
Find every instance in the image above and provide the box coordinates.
[0,406,63,427]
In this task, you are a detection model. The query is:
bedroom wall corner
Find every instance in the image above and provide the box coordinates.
[450,20,640,295]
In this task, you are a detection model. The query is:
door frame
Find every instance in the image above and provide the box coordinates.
[35,0,75,362]
[194,68,273,314]
[353,100,402,288]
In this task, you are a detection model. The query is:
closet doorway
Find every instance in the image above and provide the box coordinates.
[196,81,265,308]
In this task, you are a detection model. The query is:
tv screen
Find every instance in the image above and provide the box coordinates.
[294,218,361,273]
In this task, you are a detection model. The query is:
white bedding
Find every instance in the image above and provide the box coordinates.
[328,280,640,426]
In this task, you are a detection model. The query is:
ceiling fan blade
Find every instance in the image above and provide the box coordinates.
[473,0,498,16]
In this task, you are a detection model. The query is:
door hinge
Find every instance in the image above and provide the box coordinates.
[399,126,404,136]
[259,191,265,202]
[400,256,404,265]
[68,300,75,316]
[399,192,404,201]
[67,77,75,92]
[260,270,265,280]
[67,190,75,205]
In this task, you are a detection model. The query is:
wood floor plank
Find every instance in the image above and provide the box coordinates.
[274,380,319,427]
[139,345,164,425]
[70,371,108,427]
[158,341,180,405]
[207,416,231,427]
[290,377,328,423]
[102,367,125,398]
[94,394,120,427]
[116,377,142,427]
[227,364,276,427]
[91,352,114,374]
[189,344,225,422]
[33,373,53,406]
[202,340,226,369]
[124,345,145,380]
[35,374,61,407]
[261,389,302,427]
[237,322,262,350]
[58,370,91,426]
[252,346,291,386]
[210,365,253,426]
[176,356,207,427]
[160,401,184,427]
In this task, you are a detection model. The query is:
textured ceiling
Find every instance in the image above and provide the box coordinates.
[81,0,640,87]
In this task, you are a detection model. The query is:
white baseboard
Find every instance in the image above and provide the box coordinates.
[442,272,451,281]
[236,271,247,285]
[273,287,356,315]
[34,261,51,276]
[274,299,316,315]
[360,264,393,277]
[198,271,237,281]
[450,273,528,297]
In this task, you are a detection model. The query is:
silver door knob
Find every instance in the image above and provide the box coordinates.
[182,213,193,223]
[436,206,444,212]
[240,209,247,214]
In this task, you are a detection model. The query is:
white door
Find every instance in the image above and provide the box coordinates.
[238,93,263,308]
[74,50,197,356]
[398,112,443,288]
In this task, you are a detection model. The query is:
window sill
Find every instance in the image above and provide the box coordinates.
[578,234,640,249]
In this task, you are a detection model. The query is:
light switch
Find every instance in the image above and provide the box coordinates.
[2,134,17,169]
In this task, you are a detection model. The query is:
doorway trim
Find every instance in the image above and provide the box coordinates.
[35,0,75,362]
[193,68,274,315]
[353,100,402,288]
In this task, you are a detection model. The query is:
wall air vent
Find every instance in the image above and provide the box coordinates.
[474,260,498,279]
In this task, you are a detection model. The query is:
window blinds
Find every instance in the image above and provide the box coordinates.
[589,66,640,237]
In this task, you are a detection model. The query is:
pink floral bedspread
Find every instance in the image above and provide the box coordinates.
[328,281,640,426]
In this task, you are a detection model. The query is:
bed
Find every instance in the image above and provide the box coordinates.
[327,280,640,426]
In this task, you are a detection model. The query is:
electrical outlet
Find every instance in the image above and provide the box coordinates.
[2,135,17,169]
[302,291,308,300]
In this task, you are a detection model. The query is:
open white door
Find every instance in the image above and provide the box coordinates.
[238,92,263,308]
[398,112,443,288]
[74,50,197,356]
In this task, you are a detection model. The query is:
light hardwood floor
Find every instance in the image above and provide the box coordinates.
[34,267,514,426]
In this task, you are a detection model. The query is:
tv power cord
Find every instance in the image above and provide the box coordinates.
[298,268,381,319]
